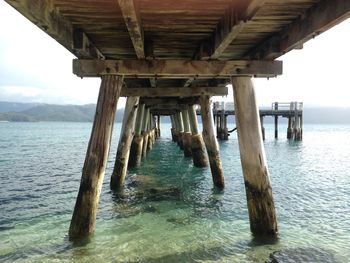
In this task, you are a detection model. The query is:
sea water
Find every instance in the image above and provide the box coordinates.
[0,122,349,262]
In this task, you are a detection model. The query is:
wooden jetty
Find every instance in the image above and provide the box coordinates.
[212,101,303,141]
[4,0,349,240]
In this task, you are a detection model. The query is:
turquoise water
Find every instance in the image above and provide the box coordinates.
[0,122,349,262]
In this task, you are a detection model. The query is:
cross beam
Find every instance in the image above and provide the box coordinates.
[245,0,350,59]
[73,59,282,78]
[140,97,199,106]
[117,0,145,59]
[121,86,228,97]
[198,0,266,59]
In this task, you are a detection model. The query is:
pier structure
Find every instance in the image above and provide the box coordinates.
[212,101,304,141]
[5,0,349,241]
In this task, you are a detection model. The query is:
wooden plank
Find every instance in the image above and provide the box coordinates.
[73,59,282,78]
[121,86,228,97]
[245,0,350,59]
[198,0,266,59]
[5,0,104,59]
[117,0,145,58]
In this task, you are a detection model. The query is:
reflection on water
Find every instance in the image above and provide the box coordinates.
[0,122,349,262]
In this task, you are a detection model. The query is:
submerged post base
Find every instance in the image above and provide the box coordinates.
[182,132,192,157]
[128,135,143,168]
[191,134,208,167]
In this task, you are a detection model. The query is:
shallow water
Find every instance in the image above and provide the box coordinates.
[0,122,349,262]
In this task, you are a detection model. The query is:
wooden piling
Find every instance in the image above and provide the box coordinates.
[231,76,278,237]
[111,96,139,190]
[260,115,265,141]
[157,115,161,138]
[142,108,150,157]
[287,117,293,139]
[274,102,278,139]
[129,103,144,168]
[199,95,225,188]
[170,115,177,142]
[223,114,229,140]
[69,75,123,240]
[188,105,209,167]
[181,108,192,157]
[176,111,184,150]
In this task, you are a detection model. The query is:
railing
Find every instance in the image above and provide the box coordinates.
[271,102,303,111]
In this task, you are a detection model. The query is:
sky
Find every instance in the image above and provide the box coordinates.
[0,1,349,108]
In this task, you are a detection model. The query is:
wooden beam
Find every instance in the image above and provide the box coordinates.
[121,86,228,97]
[5,0,104,59]
[140,97,199,106]
[73,59,282,78]
[117,0,145,59]
[183,78,195,88]
[73,29,104,59]
[245,0,350,59]
[198,0,266,59]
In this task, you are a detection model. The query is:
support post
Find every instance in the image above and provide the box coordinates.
[231,76,278,237]
[199,96,225,188]
[157,115,161,138]
[260,115,265,141]
[188,105,209,167]
[181,108,192,157]
[69,75,123,240]
[287,117,292,139]
[223,114,229,140]
[142,108,150,157]
[274,102,278,139]
[176,111,184,150]
[289,102,296,139]
[170,115,177,142]
[110,96,139,190]
[129,103,145,167]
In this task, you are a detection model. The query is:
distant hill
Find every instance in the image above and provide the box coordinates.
[0,101,43,113]
[0,102,124,122]
[0,101,350,124]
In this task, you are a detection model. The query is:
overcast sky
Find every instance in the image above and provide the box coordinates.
[0,1,349,108]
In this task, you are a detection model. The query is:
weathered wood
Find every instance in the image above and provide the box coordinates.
[198,0,266,59]
[157,115,161,138]
[121,86,228,97]
[135,103,145,136]
[199,96,225,188]
[69,75,123,240]
[188,105,209,168]
[188,105,199,135]
[117,0,145,59]
[181,108,192,157]
[260,116,266,141]
[128,103,144,168]
[231,76,278,237]
[176,111,184,150]
[5,0,104,59]
[129,134,143,168]
[73,59,283,78]
[246,0,350,59]
[141,108,150,157]
[274,102,278,139]
[111,96,139,190]
[287,117,293,140]
[170,115,177,142]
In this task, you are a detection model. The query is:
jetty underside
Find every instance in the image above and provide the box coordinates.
[5,0,350,240]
